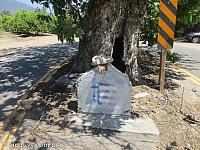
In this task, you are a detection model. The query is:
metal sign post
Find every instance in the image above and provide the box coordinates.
[157,0,178,91]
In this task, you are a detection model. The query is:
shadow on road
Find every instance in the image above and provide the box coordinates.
[176,54,200,73]
[0,43,77,120]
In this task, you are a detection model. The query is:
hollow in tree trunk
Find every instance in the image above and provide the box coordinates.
[76,0,147,83]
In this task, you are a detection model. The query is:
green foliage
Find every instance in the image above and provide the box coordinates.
[13,10,32,34]
[30,0,200,44]
[31,0,88,42]
[141,0,200,44]
[166,52,181,63]
[0,15,14,31]
[141,0,159,46]
[0,19,3,31]
[0,9,56,35]
[177,0,200,25]
[55,15,83,43]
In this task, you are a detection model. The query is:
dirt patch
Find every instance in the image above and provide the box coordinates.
[136,49,200,149]
[0,32,61,56]
[132,85,200,149]
[11,75,200,149]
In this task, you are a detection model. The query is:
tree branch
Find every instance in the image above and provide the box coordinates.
[65,0,83,20]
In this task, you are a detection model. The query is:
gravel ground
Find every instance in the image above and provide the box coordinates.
[0,32,62,57]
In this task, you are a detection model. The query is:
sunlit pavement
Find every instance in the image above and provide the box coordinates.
[0,44,77,120]
[172,42,200,78]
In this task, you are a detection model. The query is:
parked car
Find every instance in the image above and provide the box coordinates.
[185,32,200,43]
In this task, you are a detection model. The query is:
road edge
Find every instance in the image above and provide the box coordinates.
[0,55,76,150]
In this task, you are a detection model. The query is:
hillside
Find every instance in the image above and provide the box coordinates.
[0,0,35,13]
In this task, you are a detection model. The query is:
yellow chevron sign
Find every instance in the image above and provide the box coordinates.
[157,0,178,49]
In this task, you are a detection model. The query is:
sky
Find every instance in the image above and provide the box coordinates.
[16,0,53,13]
[16,0,42,8]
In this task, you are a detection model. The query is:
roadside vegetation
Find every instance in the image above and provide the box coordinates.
[166,52,181,63]
[0,9,83,42]
[1,0,199,44]
[140,0,200,46]
[0,9,55,35]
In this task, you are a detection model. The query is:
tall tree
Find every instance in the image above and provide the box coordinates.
[141,0,200,42]
[140,0,159,46]
[32,0,147,82]
[176,0,200,33]
[177,0,200,25]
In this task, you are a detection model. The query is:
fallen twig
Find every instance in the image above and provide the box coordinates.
[179,87,184,113]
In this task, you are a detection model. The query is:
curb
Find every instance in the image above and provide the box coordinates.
[171,64,200,86]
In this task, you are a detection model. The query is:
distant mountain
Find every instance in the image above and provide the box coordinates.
[0,0,35,13]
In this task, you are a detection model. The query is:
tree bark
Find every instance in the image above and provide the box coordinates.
[76,0,147,83]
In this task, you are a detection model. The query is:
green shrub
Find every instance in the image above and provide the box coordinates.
[0,18,3,31]
[0,15,14,31]
[0,9,56,35]
[166,52,181,63]
[0,9,82,42]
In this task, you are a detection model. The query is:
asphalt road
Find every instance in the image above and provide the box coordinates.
[0,43,77,120]
[172,42,200,78]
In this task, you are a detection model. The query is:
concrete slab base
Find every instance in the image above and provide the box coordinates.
[13,114,160,150]
[69,113,160,150]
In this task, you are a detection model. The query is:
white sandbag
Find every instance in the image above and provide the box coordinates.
[77,64,132,115]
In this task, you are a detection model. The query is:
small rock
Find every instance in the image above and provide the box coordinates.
[167,141,178,150]
[185,143,192,150]
[56,74,76,86]
[69,73,79,78]
[59,105,65,109]
[134,92,150,99]
[155,95,166,101]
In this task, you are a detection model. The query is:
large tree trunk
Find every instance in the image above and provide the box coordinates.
[76,0,147,83]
